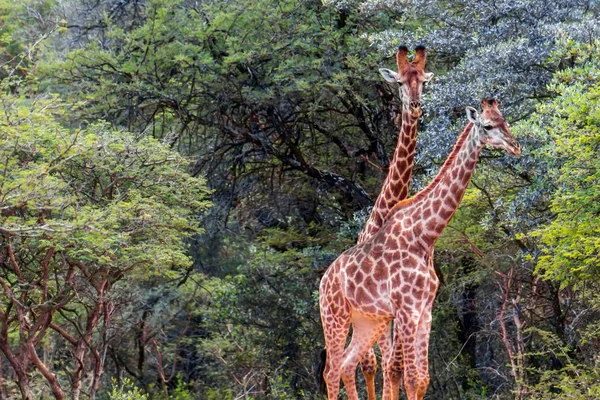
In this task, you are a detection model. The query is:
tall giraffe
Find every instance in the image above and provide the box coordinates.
[356,45,433,400]
[319,99,520,400]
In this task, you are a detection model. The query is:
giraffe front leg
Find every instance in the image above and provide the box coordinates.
[398,304,430,400]
[319,292,351,399]
[385,321,405,400]
[414,306,433,399]
[379,323,393,398]
[341,316,389,400]
[413,265,439,398]
[359,347,377,400]
[378,322,399,400]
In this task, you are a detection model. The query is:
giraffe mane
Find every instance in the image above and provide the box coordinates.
[389,122,475,213]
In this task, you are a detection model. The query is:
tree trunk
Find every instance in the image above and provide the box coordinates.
[0,342,31,400]
[0,355,8,399]
[72,301,102,400]
[26,342,65,400]
[16,374,33,400]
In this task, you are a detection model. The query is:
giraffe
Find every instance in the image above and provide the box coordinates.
[319,99,520,400]
[356,45,433,400]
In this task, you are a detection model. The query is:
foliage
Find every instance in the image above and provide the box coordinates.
[532,41,600,286]
[0,77,210,398]
[108,378,148,400]
[0,0,599,399]
[41,0,408,217]
[529,365,600,400]
[507,40,600,399]
[0,87,209,275]
[353,0,600,193]
[525,327,600,399]
[0,0,57,78]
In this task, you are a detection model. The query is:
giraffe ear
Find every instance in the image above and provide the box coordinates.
[379,68,398,83]
[423,72,434,82]
[465,106,480,124]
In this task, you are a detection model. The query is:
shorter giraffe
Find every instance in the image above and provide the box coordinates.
[319,99,520,400]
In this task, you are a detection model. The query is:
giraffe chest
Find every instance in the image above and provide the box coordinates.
[340,247,431,318]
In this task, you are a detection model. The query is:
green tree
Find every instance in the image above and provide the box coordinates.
[0,0,57,79]
[42,0,405,213]
[534,41,600,286]
[0,79,210,399]
[21,0,600,398]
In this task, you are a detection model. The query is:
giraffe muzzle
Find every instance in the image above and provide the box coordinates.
[409,101,423,118]
[508,141,521,155]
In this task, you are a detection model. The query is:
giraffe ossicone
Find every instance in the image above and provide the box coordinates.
[319,99,520,400]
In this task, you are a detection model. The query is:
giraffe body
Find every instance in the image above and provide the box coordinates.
[319,99,520,400]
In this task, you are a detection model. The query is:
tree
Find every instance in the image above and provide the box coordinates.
[534,40,600,286]
[42,0,411,216]
[12,0,600,398]
[524,38,600,399]
[0,79,210,399]
[0,0,57,79]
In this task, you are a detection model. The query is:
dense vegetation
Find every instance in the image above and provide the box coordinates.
[0,0,599,398]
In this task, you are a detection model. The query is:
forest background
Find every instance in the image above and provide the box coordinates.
[0,0,599,399]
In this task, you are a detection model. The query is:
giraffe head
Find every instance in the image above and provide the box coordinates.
[466,99,521,155]
[379,46,434,119]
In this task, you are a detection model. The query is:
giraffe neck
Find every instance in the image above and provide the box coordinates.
[386,112,419,203]
[357,111,419,243]
[391,122,483,247]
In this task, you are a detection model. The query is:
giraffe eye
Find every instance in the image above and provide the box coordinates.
[483,124,494,130]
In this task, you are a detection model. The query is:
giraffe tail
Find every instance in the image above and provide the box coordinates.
[316,348,327,395]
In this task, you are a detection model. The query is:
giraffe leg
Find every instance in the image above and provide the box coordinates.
[319,276,351,400]
[398,303,429,400]
[340,316,389,400]
[413,264,439,399]
[413,305,433,399]
[321,311,350,399]
[385,321,404,400]
[359,347,377,400]
[378,322,396,400]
